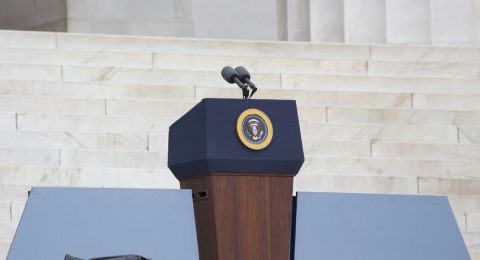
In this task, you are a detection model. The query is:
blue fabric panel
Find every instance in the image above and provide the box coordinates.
[293,192,470,260]
[8,187,199,260]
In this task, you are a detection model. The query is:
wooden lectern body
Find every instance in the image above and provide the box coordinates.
[168,98,304,260]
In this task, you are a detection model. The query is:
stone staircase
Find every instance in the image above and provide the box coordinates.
[0,29,480,259]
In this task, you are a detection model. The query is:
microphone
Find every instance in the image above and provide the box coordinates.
[235,66,257,99]
[221,66,249,99]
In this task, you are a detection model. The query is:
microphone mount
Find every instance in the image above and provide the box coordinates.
[221,66,258,99]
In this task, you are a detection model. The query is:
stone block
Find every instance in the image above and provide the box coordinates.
[0,148,59,167]
[282,74,480,94]
[454,213,467,232]
[110,85,195,101]
[17,113,174,134]
[300,157,480,178]
[431,0,476,46]
[372,142,480,161]
[309,0,344,42]
[448,196,480,213]
[459,127,480,144]
[0,241,11,260]
[60,150,164,168]
[369,61,480,78]
[106,100,194,118]
[0,185,30,201]
[287,0,310,41]
[297,106,327,122]
[303,140,371,157]
[0,63,61,81]
[148,134,168,152]
[0,166,177,189]
[468,213,480,232]
[294,174,418,194]
[0,131,148,151]
[0,48,153,69]
[0,202,10,222]
[462,232,480,249]
[0,222,16,240]
[0,80,108,99]
[0,96,105,115]
[10,202,25,223]
[327,107,480,126]
[385,0,430,44]
[0,30,55,48]
[414,94,480,111]
[419,177,480,196]
[370,45,480,63]
[300,123,458,143]
[0,113,15,130]
[344,0,386,43]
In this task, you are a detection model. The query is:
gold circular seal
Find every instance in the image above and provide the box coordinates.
[236,108,273,150]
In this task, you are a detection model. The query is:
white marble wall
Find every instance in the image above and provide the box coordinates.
[344,0,386,43]
[191,0,281,40]
[287,0,311,41]
[431,0,477,46]
[385,0,430,45]
[66,0,194,37]
[310,0,344,42]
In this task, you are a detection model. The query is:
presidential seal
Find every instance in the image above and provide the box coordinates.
[236,108,273,150]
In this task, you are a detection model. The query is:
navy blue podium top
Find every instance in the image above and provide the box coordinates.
[168,98,304,180]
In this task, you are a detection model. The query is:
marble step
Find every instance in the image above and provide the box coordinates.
[0,48,367,75]
[369,61,480,79]
[370,45,480,63]
[0,167,178,189]
[2,30,479,63]
[371,142,480,161]
[300,123,458,144]
[295,174,480,196]
[467,214,480,232]
[3,63,480,94]
[283,74,480,93]
[300,157,480,179]
[0,131,149,151]
[326,107,480,126]
[0,80,196,101]
[0,95,105,115]
[17,113,175,134]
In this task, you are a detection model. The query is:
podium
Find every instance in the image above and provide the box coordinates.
[168,98,304,260]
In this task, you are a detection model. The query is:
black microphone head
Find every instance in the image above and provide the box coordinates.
[221,66,239,84]
[235,66,250,81]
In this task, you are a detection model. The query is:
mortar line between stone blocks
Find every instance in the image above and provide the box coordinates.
[410,93,414,109]
[464,213,468,231]
[151,53,154,68]
[58,149,62,167]
[61,65,64,81]
[325,107,330,123]
[104,98,108,115]
[147,135,150,151]
[193,86,198,102]
[457,126,460,143]
[9,202,12,221]
[15,113,18,130]
[416,177,420,194]
[54,32,58,49]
